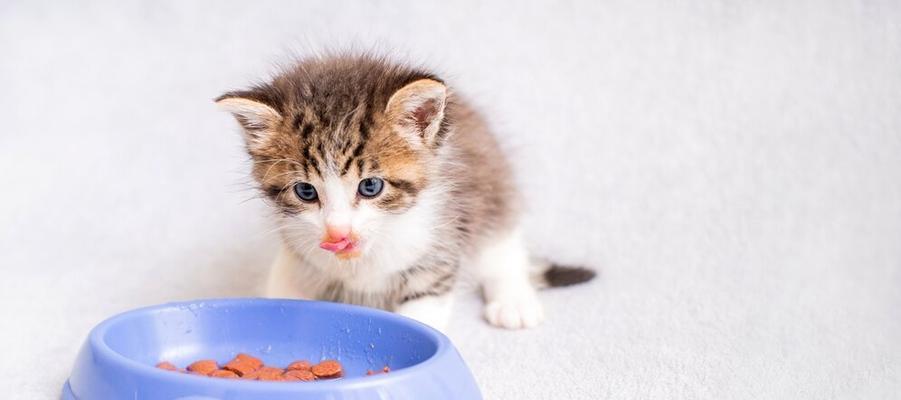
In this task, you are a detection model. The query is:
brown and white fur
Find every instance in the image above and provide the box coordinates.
[216,54,594,331]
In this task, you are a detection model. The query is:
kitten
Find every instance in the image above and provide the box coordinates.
[216,54,595,330]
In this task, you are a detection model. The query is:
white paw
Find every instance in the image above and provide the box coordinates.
[483,293,545,329]
[396,294,453,333]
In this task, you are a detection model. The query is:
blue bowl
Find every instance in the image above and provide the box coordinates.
[62,298,481,399]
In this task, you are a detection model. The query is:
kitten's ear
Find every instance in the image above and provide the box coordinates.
[215,91,283,149]
[385,79,448,146]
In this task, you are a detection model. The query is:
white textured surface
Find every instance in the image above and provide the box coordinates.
[2,1,900,399]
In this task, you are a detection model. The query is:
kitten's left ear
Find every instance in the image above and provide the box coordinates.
[385,79,448,146]
[215,92,283,150]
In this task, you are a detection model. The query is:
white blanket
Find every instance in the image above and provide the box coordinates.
[1,1,899,398]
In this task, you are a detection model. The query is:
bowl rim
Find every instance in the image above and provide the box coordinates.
[86,297,452,392]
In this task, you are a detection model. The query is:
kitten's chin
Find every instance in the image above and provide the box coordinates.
[334,249,363,260]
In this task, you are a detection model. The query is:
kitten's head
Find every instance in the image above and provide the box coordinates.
[216,56,449,260]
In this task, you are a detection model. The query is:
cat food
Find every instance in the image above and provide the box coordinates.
[311,360,343,378]
[283,369,316,381]
[366,366,391,376]
[223,353,263,377]
[155,361,178,371]
[155,354,366,381]
[209,369,239,379]
[186,360,219,376]
[286,360,312,371]
[256,366,287,381]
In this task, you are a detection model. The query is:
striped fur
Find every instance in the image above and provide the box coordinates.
[217,54,594,325]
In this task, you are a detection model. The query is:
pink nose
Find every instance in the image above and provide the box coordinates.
[325,224,350,242]
[320,225,353,253]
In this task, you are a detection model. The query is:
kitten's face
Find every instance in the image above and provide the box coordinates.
[254,120,429,260]
[218,75,448,261]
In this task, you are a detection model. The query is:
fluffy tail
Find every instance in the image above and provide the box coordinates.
[531,258,597,289]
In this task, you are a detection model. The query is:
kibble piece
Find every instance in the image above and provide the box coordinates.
[366,365,391,376]
[187,360,219,376]
[311,360,343,378]
[283,369,316,381]
[256,366,285,381]
[210,369,239,379]
[240,369,260,380]
[156,361,178,371]
[154,354,348,381]
[224,353,263,377]
[286,360,312,371]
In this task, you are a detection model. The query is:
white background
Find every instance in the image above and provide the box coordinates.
[1,1,899,398]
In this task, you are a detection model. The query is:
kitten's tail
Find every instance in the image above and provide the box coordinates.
[530,258,597,289]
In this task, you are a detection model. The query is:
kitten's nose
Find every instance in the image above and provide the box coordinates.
[324,224,351,242]
[320,224,354,254]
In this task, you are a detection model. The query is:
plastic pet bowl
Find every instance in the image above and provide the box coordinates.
[61,298,481,399]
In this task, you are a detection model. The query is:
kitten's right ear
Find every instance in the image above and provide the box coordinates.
[215,92,283,148]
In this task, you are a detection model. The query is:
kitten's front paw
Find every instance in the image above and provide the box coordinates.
[483,293,545,329]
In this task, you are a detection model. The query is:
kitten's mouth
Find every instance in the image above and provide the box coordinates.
[319,237,362,260]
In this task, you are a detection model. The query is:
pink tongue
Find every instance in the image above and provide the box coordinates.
[320,238,350,252]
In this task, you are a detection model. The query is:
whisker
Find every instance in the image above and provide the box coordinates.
[249,157,304,168]
[260,159,302,183]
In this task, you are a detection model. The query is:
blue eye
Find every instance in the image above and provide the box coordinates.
[293,182,318,202]
[358,177,384,198]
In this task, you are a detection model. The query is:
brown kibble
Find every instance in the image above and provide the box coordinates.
[283,369,316,381]
[256,366,285,381]
[155,361,178,371]
[224,353,263,377]
[240,369,260,380]
[210,369,239,379]
[366,365,391,376]
[186,360,218,376]
[286,360,312,371]
[311,360,343,378]
[160,354,347,381]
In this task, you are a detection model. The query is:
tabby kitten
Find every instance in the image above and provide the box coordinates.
[216,54,594,330]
